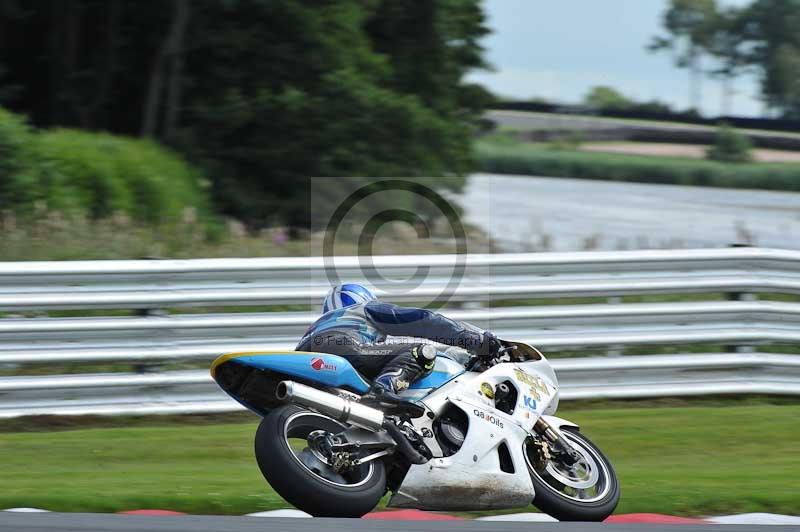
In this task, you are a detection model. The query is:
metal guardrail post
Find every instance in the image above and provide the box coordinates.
[605,296,624,357]
[726,244,757,354]
[726,290,758,354]
[133,255,167,373]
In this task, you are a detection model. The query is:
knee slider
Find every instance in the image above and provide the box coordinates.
[412,344,437,372]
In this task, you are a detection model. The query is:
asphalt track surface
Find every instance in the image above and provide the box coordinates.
[0,513,795,532]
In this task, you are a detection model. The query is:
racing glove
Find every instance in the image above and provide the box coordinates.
[476,331,502,358]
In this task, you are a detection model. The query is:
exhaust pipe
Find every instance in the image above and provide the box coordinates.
[276,380,384,430]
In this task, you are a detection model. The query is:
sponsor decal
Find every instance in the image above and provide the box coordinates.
[310,357,337,371]
[513,369,549,400]
[480,382,495,399]
[473,408,504,429]
[366,348,394,355]
[522,395,537,410]
[337,391,361,402]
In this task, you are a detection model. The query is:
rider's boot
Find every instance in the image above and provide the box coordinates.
[362,345,436,418]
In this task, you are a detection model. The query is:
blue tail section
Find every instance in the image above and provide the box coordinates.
[219,352,370,394]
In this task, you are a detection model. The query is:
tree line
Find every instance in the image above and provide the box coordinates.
[0,0,490,228]
[649,0,800,118]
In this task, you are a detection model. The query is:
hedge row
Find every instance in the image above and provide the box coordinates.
[475,137,800,192]
[0,107,211,224]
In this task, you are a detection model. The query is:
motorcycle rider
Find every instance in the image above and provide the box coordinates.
[296,283,503,410]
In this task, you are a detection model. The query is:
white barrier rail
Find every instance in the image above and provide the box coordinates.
[2,353,798,418]
[0,300,799,364]
[0,247,798,417]
[1,247,799,310]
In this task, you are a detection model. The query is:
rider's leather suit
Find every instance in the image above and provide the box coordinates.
[296,301,486,393]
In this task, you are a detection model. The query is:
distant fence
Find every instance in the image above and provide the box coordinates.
[1,247,799,417]
[491,102,800,133]
[496,124,800,151]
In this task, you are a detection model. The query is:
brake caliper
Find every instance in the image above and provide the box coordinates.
[530,438,552,469]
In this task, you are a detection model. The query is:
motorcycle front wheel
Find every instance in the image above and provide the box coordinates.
[525,427,620,521]
[254,404,386,517]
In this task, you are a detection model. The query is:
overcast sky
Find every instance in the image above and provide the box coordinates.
[468,0,763,117]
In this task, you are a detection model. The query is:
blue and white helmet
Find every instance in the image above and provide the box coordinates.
[322,283,376,314]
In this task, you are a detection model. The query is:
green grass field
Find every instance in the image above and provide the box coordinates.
[1,402,798,517]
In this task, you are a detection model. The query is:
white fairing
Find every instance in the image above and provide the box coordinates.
[388,355,565,511]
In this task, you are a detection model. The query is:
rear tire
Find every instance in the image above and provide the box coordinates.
[254,405,386,517]
[526,427,620,521]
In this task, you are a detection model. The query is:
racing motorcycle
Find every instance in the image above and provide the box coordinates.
[210,340,619,521]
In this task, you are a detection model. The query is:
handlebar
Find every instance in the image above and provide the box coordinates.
[467,344,520,371]
[497,344,518,357]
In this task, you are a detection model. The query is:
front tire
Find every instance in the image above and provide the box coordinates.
[526,427,620,521]
[254,405,386,517]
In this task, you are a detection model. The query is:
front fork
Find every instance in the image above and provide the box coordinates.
[533,418,581,466]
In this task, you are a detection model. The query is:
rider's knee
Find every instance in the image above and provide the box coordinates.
[411,344,437,376]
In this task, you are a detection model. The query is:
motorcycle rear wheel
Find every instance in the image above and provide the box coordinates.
[525,427,620,521]
[254,404,387,517]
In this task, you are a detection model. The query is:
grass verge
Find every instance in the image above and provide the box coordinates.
[1,402,798,516]
[475,135,800,192]
[0,211,490,260]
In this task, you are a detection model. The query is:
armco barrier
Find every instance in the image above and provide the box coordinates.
[0,247,799,417]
